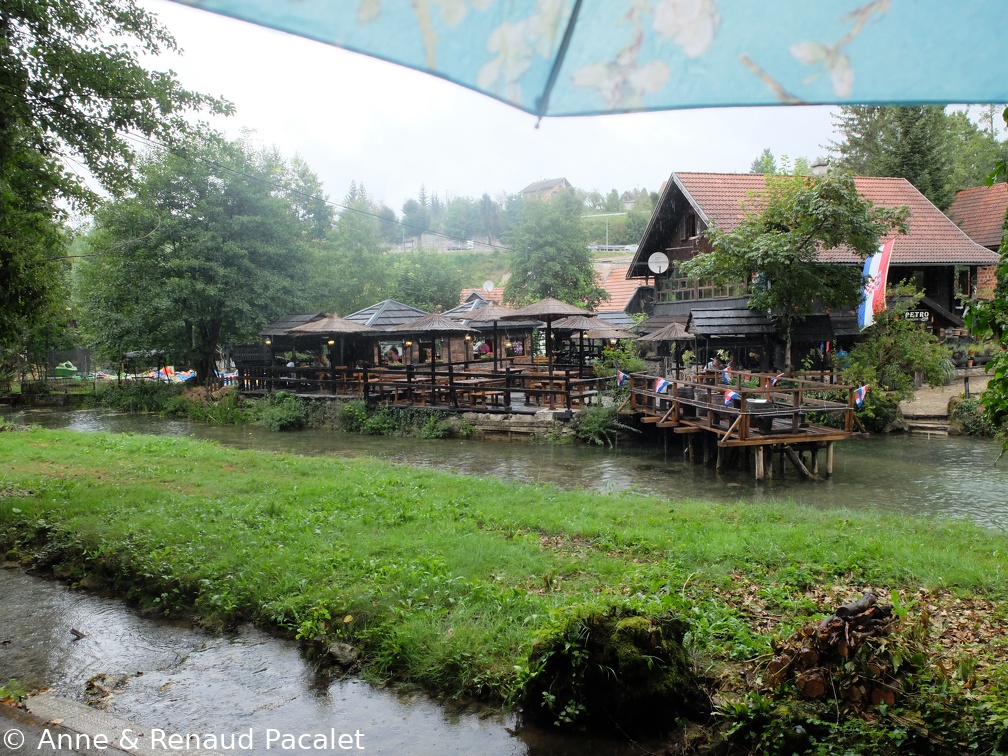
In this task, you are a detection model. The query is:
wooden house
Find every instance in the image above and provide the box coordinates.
[628,172,1000,366]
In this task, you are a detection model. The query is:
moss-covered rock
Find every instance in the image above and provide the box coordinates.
[523,608,705,733]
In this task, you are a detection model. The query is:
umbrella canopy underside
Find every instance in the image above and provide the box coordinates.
[167,1,1008,118]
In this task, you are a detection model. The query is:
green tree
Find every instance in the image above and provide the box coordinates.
[750,148,778,175]
[947,109,1007,192]
[387,251,463,312]
[503,189,607,308]
[965,108,1008,457]
[0,0,230,364]
[679,171,909,371]
[317,187,389,315]
[78,136,316,383]
[479,193,501,245]
[831,105,955,207]
[843,284,954,401]
[401,198,430,236]
[442,197,481,241]
[828,106,891,175]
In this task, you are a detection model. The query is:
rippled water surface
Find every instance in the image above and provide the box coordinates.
[9,407,1008,529]
[0,569,641,755]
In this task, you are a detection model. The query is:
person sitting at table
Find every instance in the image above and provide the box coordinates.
[385,346,401,364]
[477,341,492,357]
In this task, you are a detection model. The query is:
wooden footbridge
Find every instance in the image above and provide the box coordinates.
[620,369,865,481]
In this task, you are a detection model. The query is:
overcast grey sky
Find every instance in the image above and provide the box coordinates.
[142,0,840,214]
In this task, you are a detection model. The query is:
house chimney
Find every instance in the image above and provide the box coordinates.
[811,160,829,176]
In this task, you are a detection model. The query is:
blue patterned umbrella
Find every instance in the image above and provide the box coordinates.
[167,1,1006,119]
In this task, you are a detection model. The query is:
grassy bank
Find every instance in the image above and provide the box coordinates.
[2,428,1007,752]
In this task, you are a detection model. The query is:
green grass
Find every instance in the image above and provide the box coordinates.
[2,428,1007,748]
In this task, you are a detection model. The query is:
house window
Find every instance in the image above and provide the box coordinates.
[682,213,698,240]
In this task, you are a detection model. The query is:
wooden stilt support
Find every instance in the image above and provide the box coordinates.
[755,444,765,481]
[811,447,819,476]
[783,445,815,479]
[716,444,724,472]
[688,435,696,462]
[826,442,834,476]
[764,446,773,480]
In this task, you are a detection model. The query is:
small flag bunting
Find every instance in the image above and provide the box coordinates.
[655,377,670,394]
[854,384,869,408]
[616,370,627,387]
[724,390,740,407]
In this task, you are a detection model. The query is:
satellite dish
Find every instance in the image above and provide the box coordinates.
[648,252,670,274]
[482,280,494,292]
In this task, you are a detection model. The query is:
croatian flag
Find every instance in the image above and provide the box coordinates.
[854,384,869,408]
[655,377,670,394]
[770,372,784,387]
[724,390,740,406]
[858,238,895,330]
[616,370,627,387]
[721,369,732,384]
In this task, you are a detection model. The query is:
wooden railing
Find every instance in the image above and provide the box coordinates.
[622,368,863,442]
[234,363,609,413]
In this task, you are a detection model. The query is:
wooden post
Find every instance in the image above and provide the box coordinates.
[783,445,814,479]
[755,444,765,480]
[826,442,834,476]
[688,434,696,462]
[716,443,724,472]
[811,447,819,476]
[504,366,512,408]
[765,446,773,480]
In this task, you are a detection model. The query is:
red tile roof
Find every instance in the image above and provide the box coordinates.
[460,286,505,304]
[674,172,999,266]
[595,264,648,311]
[947,183,1008,250]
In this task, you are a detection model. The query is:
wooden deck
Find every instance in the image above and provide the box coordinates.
[622,369,863,481]
[235,363,606,417]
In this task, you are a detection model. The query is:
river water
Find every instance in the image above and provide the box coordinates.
[2,408,1007,754]
[9,407,1008,529]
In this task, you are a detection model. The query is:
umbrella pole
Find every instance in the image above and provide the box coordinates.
[493,321,498,372]
[579,331,584,377]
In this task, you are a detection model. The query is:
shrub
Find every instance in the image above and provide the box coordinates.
[338,401,369,433]
[248,392,307,432]
[419,415,452,439]
[949,396,996,437]
[575,406,638,447]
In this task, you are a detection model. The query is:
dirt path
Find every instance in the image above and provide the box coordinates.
[899,371,992,418]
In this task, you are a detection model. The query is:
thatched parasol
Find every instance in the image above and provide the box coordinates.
[388,313,479,386]
[586,325,636,341]
[636,321,691,342]
[460,303,541,372]
[502,298,590,372]
[288,314,377,364]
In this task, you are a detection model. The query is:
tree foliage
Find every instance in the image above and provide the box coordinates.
[502,189,607,308]
[830,105,1008,207]
[679,171,909,370]
[842,285,955,402]
[0,0,230,365]
[387,251,463,313]
[77,136,318,383]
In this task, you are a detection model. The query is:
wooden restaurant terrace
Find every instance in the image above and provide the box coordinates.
[621,368,864,480]
[233,360,609,417]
